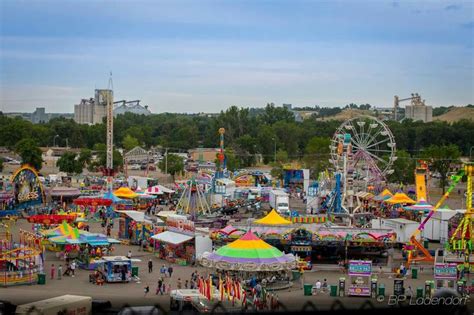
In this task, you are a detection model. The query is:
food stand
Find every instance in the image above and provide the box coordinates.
[95,256,140,283]
[152,215,196,265]
[348,260,372,297]
[434,263,457,290]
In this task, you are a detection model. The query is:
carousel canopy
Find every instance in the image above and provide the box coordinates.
[50,187,81,197]
[385,192,416,204]
[254,209,292,225]
[42,221,75,238]
[113,187,138,199]
[199,231,296,271]
[73,197,113,206]
[403,198,434,212]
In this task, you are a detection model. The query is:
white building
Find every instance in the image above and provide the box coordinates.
[371,218,419,243]
[405,96,433,122]
[114,100,151,116]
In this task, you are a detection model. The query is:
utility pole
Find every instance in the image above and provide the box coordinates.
[272,138,277,163]
[165,148,168,176]
[65,138,69,148]
[106,73,114,191]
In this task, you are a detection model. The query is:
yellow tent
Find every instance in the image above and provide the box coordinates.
[380,189,393,197]
[385,192,416,204]
[113,187,138,199]
[254,209,292,225]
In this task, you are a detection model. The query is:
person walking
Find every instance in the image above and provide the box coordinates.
[177,278,182,289]
[168,265,173,278]
[160,265,167,277]
[57,265,62,280]
[70,261,76,277]
[185,280,189,289]
[127,250,132,259]
[157,278,163,295]
[50,264,55,280]
[144,284,150,297]
[147,259,153,273]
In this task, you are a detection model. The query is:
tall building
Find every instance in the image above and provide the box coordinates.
[74,89,112,124]
[405,96,433,122]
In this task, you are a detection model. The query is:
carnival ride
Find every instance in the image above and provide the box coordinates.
[415,160,429,202]
[0,229,43,287]
[446,163,473,265]
[405,166,468,267]
[322,116,397,218]
[176,178,212,218]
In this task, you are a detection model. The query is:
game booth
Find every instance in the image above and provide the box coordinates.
[116,210,159,245]
[434,263,458,290]
[152,215,212,266]
[347,260,372,296]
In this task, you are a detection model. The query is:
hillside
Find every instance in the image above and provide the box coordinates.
[434,107,474,123]
[314,108,374,121]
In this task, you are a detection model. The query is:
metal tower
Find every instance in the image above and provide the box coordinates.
[106,74,114,189]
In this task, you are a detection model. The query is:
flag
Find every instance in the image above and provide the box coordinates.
[219,275,224,301]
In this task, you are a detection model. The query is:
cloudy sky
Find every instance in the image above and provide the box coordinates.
[0,0,473,113]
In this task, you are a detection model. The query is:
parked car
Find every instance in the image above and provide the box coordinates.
[130,164,140,170]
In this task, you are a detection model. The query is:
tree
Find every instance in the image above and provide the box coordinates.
[15,138,43,170]
[215,148,239,172]
[123,134,140,151]
[387,150,415,184]
[92,143,123,172]
[304,137,331,175]
[158,154,184,180]
[275,149,289,164]
[0,158,3,172]
[423,144,461,193]
[78,148,92,167]
[56,152,83,174]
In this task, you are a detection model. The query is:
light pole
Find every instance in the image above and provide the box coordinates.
[53,135,59,147]
[65,138,69,148]
[272,138,276,163]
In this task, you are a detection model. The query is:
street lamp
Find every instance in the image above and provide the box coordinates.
[53,134,59,147]
[65,138,69,148]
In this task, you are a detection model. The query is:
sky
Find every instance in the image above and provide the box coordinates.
[0,0,473,113]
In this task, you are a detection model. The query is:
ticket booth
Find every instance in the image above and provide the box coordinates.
[434,263,457,290]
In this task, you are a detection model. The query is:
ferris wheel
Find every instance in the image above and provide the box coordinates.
[330,116,397,181]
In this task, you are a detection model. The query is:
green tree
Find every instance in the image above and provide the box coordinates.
[78,148,92,167]
[276,149,289,164]
[92,143,124,172]
[423,144,461,193]
[304,136,331,176]
[215,148,239,172]
[123,134,140,151]
[56,152,83,174]
[15,138,43,170]
[159,154,184,180]
[387,150,415,184]
[0,158,3,172]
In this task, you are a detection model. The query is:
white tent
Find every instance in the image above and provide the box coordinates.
[146,184,175,195]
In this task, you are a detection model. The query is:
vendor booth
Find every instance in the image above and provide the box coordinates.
[95,256,139,283]
[152,215,212,265]
[348,260,372,297]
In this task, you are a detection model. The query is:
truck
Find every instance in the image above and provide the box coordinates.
[15,295,92,315]
[269,190,290,215]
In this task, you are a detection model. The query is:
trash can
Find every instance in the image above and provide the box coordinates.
[416,287,423,298]
[411,268,418,279]
[378,284,385,297]
[292,270,301,281]
[423,240,429,249]
[304,284,313,296]
[37,273,46,285]
[132,266,139,277]
[330,285,338,297]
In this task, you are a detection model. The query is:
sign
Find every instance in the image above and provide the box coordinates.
[167,215,195,236]
[348,286,371,296]
[394,279,404,296]
[11,165,44,208]
[434,263,457,279]
[291,246,312,252]
[348,260,372,276]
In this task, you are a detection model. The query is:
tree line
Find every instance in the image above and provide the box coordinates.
[0,104,472,186]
